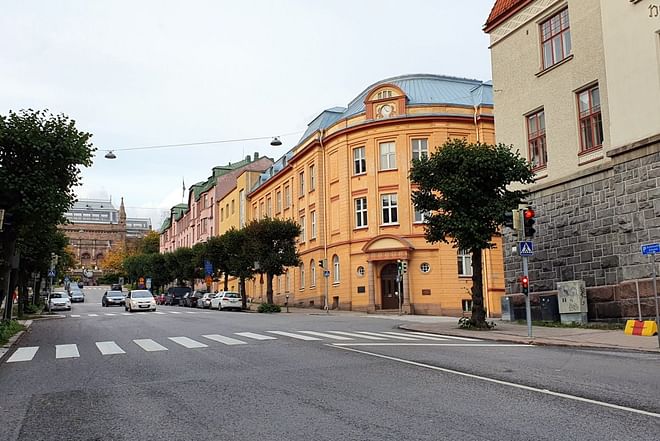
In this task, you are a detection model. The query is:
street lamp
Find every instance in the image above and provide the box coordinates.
[104,150,117,159]
[285,294,289,313]
[270,137,282,146]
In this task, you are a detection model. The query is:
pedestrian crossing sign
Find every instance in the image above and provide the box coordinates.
[48,270,56,278]
[518,241,534,256]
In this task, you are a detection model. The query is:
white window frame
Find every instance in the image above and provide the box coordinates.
[414,206,429,223]
[310,260,316,287]
[458,249,473,277]
[381,193,398,225]
[379,142,396,170]
[353,147,366,175]
[355,197,368,228]
[309,164,316,191]
[299,263,305,289]
[276,191,282,212]
[285,186,291,208]
[310,210,317,239]
[333,255,340,283]
[299,171,305,196]
[411,138,428,161]
[299,215,306,242]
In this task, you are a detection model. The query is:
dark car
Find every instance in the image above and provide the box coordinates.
[165,286,192,306]
[102,290,126,307]
[155,293,166,305]
[184,290,206,308]
[111,283,123,291]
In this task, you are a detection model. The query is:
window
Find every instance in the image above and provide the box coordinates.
[353,147,366,175]
[276,191,282,212]
[299,171,305,196]
[310,260,316,287]
[414,207,429,223]
[310,211,317,239]
[220,207,224,221]
[527,109,547,169]
[462,299,473,313]
[299,215,306,242]
[284,185,291,208]
[355,197,368,228]
[458,249,473,276]
[309,164,316,191]
[231,199,234,214]
[299,263,305,289]
[377,90,393,99]
[285,270,291,292]
[379,142,396,170]
[541,8,571,69]
[204,194,208,208]
[259,201,265,219]
[266,197,272,217]
[577,85,603,152]
[333,255,340,283]
[420,262,430,273]
[381,194,398,225]
[411,138,428,161]
[357,266,365,277]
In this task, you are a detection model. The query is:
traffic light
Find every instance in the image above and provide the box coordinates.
[520,275,529,295]
[503,209,521,231]
[319,259,326,268]
[523,207,536,238]
[397,259,402,274]
[401,262,407,274]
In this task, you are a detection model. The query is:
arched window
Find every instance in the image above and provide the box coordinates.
[299,263,305,289]
[310,260,316,287]
[332,255,340,283]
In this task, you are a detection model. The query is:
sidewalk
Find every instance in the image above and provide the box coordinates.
[398,319,660,353]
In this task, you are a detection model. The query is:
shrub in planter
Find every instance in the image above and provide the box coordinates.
[258,303,281,313]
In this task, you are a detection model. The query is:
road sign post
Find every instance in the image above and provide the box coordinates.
[518,209,532,338]
[641,243,660,348]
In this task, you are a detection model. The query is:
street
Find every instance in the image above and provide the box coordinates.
[0,287,658,441]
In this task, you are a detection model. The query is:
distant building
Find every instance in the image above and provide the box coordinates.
[60,198,152,278]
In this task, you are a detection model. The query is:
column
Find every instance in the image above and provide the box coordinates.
[367,261,376,313]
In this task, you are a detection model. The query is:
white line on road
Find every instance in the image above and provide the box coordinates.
[6,347,39,363]
[104,313,117,316]
[168,311,182,314]
[185,311,197,314]
[168,337,208,348]
[87,314,99,317]
[202,334,247,345]
[153,312,166,315]
[96,341,126,355]
[332,343,529,347]
[403,331,482,342]
[55,344,80,359]
[70,314,81,318]
[235,332,277,340]
[382,332,448,341]
[332,346,660,419]
[298,331,354,340]
[328,331,387,340]
[133,339,168,352]
[121,313,131,316]
[357,331,417,341]
[267,331,321,341]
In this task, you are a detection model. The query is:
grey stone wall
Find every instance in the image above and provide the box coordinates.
[503,137,660,320]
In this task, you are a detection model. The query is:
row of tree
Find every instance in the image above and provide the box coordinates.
[114,218,301,310]
[0,110,95,320]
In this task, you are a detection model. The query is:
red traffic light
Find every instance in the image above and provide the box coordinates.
[524,208,535,219]
[520,275,529,287]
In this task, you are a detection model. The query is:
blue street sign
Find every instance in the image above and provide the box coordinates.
[204,260,213,276]
[518,241,534,257]
[48,270,56,278]
[64,276,69,282]
[641,243,660,255]
[323,270,330,278]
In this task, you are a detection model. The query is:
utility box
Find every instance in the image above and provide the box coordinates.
[540,294,560,322]
[501,296,512,321]
[556,280,588,324]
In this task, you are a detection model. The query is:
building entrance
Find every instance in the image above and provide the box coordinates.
[380,263,399,310]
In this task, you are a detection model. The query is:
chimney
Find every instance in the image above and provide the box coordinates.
[246,154,251,162]
[254,152,259,160]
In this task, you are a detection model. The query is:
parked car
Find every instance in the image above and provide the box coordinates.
[48,291,72,311]
[155,293,166,305]
[77,281,84,288]
[185,290,206,308]
[196,292,215,309]
[124,290,156,312]
[211,291,242,311]
[69,287,85,302]
[164,286,192,306]
[111,283,123,291]
[102,290,126,307]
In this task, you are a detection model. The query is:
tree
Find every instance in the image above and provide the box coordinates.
[244,218,301,304]
[101,245,128,274]
[205,235,231,291]
[410,139,534,328]
[221,228,255,309]
[137,230,160,254]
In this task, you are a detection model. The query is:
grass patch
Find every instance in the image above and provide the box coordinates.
[0,320,26,346]
[515,320,625,330]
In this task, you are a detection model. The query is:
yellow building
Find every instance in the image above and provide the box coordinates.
[246,74,504,316]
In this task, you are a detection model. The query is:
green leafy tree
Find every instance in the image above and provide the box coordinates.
[205,235,231,291]
[137,230,160,254]
[410,139,534,328]
[244,218,301,304]
[170,247,196,287]
[222,228,255,309]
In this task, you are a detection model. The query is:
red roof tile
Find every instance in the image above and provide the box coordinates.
[484,0,532,32]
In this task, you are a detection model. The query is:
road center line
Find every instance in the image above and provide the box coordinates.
[332,345,660,419]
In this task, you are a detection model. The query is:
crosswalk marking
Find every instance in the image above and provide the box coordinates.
[235,332,277,340]
[133,339,168,352]
[154,312,166,315]
[70,314,81,318]
[382,331,448,341]
[168,336,208,348]
[104,313,117,316]
[6,347,39,363]
[405,331,482,342]
[185,311,197,314]
[356,331,417,341]
[55,344,80,359]
[88,314,99,317]
[298,331,353,340]
[168,311,182,314]
[202,334,247,345]
[121,313,131,316]
[96,341,126,355]
[267,331,321,341]
[328,331,388,340]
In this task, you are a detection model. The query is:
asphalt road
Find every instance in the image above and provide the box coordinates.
[0,286,658,441]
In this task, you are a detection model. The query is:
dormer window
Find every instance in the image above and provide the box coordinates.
[376,90,393,100]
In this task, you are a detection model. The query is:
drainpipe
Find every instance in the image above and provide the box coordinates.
[473,104,480,143]
[319,129,329,312]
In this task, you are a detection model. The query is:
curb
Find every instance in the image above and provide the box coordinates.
[398,324,660,354]
[0,320,33,361]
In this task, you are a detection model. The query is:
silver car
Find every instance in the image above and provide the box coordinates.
[69,287,85,303]
[124,290,156,312]
[48,291,71,311]
[102,290,125,307]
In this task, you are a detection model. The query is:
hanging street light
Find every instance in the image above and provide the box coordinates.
[104,150,117,159]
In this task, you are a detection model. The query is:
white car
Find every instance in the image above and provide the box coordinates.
[211,291,242,311]
[124,290,156,312]
[48,291,71,311]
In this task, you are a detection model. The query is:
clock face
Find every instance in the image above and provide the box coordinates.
[379,104,393,117]
[83,269,94,278]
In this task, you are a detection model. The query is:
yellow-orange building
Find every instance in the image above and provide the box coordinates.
[246,74,504,316]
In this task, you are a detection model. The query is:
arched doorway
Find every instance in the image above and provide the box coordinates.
[380,263,399,310]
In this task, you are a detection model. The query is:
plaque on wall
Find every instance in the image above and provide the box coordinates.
[357,286,366,293]
[422,289,431,296]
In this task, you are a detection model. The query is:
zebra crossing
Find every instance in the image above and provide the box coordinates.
[63,310,213,319]
[4,330,485,363]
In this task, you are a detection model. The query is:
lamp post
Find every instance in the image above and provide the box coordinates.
[285,294,289,313]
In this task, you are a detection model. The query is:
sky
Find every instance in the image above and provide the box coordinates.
[0,0,495,230]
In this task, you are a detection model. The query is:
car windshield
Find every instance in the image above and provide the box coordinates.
[224,293,240,298]
[51,293,67,298]
[107,291,123,296]
[131,291,152,298]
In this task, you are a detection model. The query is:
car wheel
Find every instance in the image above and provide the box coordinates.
[124,305,128,311]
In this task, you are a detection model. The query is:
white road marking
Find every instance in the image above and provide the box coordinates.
[202,334,247,345]
[168,337,208,348]
[154,312,166,315]
[357,331,417,341]
[403,331,482,342]
[121,313,131,316]
[383,332,448,341]
[133,339,168,352]
[96,341,126,355]
[168,311,182,314]
[235,332,277,340]
[6,347,39,363]
[267,331,321,341]
[70,314,81,318]
[185,311,197,314]
[298,331,353,340]
[55,344,80,359]
[332,343,529,347]
[328,331,388,340]
[104,313,117,316]
[332,346,660,419]
[87,314,99,317]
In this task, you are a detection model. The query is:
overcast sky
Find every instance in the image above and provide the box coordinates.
[1,0,495,229]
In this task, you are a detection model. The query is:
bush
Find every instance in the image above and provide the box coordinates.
[257,303,281,313]
[0,320,25,345]
[22,303,40,314]
[458,316,496,330]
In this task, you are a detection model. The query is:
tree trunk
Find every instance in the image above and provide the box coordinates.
[239,277,247,310]
[470,247,487,327]
[3,267,18,321]
[266,272,274,304]
[223,273,228,291]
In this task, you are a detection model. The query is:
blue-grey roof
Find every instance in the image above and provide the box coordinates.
[300,74,493,142]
